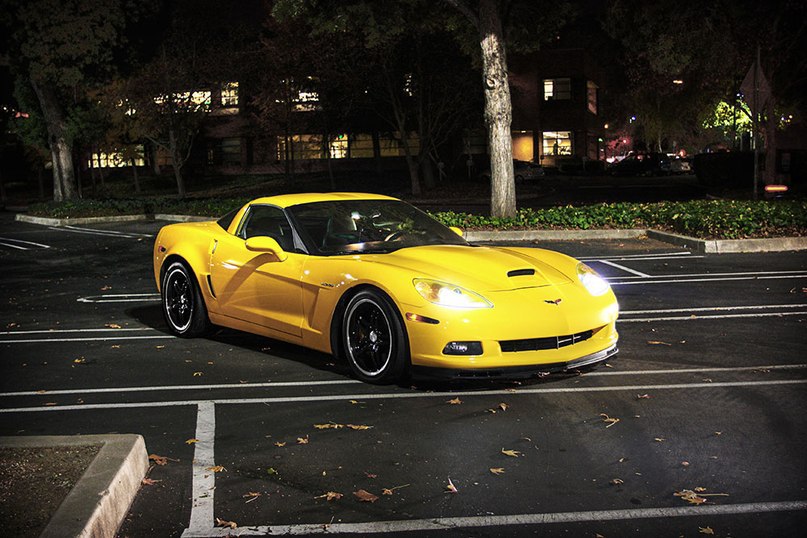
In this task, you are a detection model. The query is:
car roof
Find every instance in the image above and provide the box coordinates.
[248,192,398,209]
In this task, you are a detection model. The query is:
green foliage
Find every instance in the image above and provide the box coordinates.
[431,200,807,239]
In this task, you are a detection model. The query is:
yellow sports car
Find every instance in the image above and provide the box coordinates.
[153,193,618,384]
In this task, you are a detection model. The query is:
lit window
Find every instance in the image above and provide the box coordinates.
[277,134,324,160]
[543,78,571,100]
[88,146,145,168]
[330,134,348,159]
[221,82,239,107]
[294,91,320,111]
[587,81,598,114]
[542,131,573,156]
[378,132,420,157]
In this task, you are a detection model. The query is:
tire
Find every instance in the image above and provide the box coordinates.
[161,261,210,337]
[341,289,409,384]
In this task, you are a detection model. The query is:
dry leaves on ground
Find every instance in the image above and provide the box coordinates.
[206,465,226,473]
[446,397,462,405]
[490,467,506,475]
[353,489,379,502]
[297,435,309,444]
[444,478,458,494]
[382,484,410,495]
[699,526,715,535]
[141,478,161,486]
[148,454,178,466]
[501,448,522,457]
[243,492,262,503]
[315,491,343,501]
[215,518,237,529]
[185,438,199,445]
[599,413,620,428]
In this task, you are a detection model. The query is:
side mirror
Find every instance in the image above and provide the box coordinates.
[449,226,464,238]
[244,236,288,261]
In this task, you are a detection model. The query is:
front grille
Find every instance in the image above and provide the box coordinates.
[500,329,594,353]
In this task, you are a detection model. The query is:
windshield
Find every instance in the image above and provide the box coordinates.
[288,199,467,255]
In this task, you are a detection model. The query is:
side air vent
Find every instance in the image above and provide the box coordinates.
[507,268,536,277]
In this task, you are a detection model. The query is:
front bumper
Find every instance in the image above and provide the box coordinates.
[412,344,618,379]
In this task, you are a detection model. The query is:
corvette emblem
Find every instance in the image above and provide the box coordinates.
[544,298,562,305]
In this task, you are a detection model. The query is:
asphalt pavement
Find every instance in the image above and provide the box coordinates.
[1,212,806,537]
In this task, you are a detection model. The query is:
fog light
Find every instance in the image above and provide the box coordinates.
[443,341,483,355]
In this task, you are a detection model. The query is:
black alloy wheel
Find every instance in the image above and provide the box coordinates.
[162,261,210,337]
[342,289,409,384]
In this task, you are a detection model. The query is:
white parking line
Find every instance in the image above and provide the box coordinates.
[48,225,152,239]
[612,275,807,285]
[77,293,160,303]
[620,311,807,322]
[180,500,807,536]
[0,335,174,344]
[621,304,807,315]
[0,237,51,250]
[2,379,806,413]
[2,364,804,398]
[186,402,217,536]
[596,259,651,277]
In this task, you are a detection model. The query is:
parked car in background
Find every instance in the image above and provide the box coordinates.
[480,160,545,182]
[607,152,671,176]
[669,156,693,175]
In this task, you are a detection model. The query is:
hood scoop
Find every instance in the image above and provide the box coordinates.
[507,268,536,277]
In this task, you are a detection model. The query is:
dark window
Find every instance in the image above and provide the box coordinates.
[238,205,295,251]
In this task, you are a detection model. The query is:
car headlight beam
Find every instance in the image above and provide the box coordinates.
[577,263,610,296]
[413,279,493,309]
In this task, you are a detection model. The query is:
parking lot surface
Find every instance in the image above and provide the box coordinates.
[1,213,806,537]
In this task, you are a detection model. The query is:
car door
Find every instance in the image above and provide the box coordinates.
[209,204,305,338]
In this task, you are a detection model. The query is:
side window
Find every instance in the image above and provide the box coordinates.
[238,205,294,251]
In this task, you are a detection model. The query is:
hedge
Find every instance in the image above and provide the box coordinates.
[27,198,807,240]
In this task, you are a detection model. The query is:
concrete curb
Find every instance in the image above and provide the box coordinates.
[14,212,807,253]
[0,434,149,538]
[15,214,150,226]
[647,229,807,253]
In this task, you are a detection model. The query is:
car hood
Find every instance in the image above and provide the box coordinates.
[363,245,573,292]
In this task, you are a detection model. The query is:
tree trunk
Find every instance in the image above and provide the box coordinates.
[169,127,186,198]
[763,98,777,185]
[30,78,78,202]
[478,0,515,217]
[131,158,141,194]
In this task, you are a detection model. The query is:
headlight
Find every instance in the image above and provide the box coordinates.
[577,263,610,296]
[413,279,493,308]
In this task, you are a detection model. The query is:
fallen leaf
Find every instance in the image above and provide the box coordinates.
[73,358,86,364]
[501,448,522,457]
[315,491,343,501]
[185,438,199,445]
[699,527,714,535]
[149,454,167,465]
[243,492,262,504]
[647,340,672,346]
[490,467,506,475]
[101,285,112,291]
[681,461,690,467]
[446,397,462,405]
[346,424,373,430]
[364,472,377,479]
[105,323,122,329]
[274,441,287,447]
[206,465,226,473]
[444,477,458,494]
[636,394,651,399]
[110,345,120,349]
[215,518,237,529]
[266,467,278,475]
[610,478,624,486]
[674,489,707,505]
[498,402,509,411]
[353,489,379,502]
[297,435,309,444]
[654,437,666,442]
[314,423,344,430]
[382,484,410,495]
[600,413,620,428]
[193,371,203,377]
[141,478,161,485]
[155,345,165,349]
